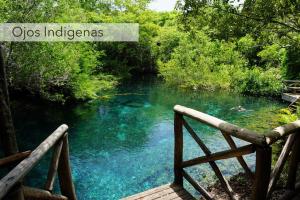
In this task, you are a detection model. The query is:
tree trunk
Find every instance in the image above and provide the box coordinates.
[0,45,19,155]
[0,45,23,200]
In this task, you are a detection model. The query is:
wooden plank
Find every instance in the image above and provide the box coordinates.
[182,120,236,200]
[174,112,183,186]
[267,134,296,199]
[221,132,254,178]
[282,93,300,103]
[174,105,266,146]
[122,184,195,200]
[288,87,300,90]
[122,184,172,199]
[143,186,183,200]
[182,144,255,168]
[0,151,31,168]
[156,188,194,200]
[283,80,300,83]
[182,170,213,200]
[58,133,77,200]
[174,193,195,200]
[45,140,63,192]
[251,146,272,200]
[0,124,68,199]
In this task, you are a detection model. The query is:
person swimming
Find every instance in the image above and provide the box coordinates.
[230,105,247,112]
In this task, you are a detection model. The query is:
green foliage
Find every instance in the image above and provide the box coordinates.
[157,31,247,91]
[232,68,283,96]
[3,0,118,103]
[277,108,299,124]
[9,42,116,102]
[2,0,299,102]
[257,44,287,69]
[92,10,177,76]
[154,0,299,96]
[154,22,283,96]
[152,26,185,63]
[179,0,300,70]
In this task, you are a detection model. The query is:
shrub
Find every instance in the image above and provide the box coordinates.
[9,42,116,103]
[157,31,246,91]
[277,108,299,124]
[231,67,283,96]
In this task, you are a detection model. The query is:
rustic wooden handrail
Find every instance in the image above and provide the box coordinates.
[174,105,300,145]
[173,105,300,200]
[174,105,266,146]
[0,124,77,200]
[265,121,300,144]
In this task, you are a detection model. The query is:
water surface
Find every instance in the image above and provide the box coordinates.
[11,78,284,199]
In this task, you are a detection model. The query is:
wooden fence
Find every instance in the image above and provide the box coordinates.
[174,105,300,200]
[0,125,77,200]
[1,105,300,200]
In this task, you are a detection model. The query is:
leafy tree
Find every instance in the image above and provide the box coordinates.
[1,0,117,103]
[156,30,247,91]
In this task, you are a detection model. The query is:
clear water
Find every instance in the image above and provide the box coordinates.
[10,78,284,200]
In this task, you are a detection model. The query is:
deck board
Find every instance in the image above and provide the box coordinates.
[122,184,196,200]
[282,93,300,103]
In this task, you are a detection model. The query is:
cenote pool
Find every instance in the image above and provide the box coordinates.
[11,78,285,200]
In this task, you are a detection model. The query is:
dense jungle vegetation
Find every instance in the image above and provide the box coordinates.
[0,0,299,103]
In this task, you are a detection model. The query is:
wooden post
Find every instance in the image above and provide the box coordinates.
[267,134,295,199]
[287,133,300,190]
[252,146,272,200]
[45,140,63,192]
[174,112,183,186]
[58,133,77,200]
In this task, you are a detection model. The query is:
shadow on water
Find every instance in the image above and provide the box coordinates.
[7,77,284,200]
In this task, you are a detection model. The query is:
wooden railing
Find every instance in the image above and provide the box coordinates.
[283,80,300,111]
[173,105,300,200]
[0,124,77,200]
[283,80,300,94]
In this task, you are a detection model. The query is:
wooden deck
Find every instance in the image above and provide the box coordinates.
[282,93,300,103]
[282,80,300,103]
[122,184,195,200]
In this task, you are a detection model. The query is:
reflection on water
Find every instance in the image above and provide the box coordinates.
[11,78,284,200]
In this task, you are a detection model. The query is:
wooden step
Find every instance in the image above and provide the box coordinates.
[288,87,300,90]
[122,184,195,200]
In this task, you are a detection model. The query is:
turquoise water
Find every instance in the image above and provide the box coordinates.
[11,78,284,199]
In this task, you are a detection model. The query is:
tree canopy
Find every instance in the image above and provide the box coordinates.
[0,0,299,102]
